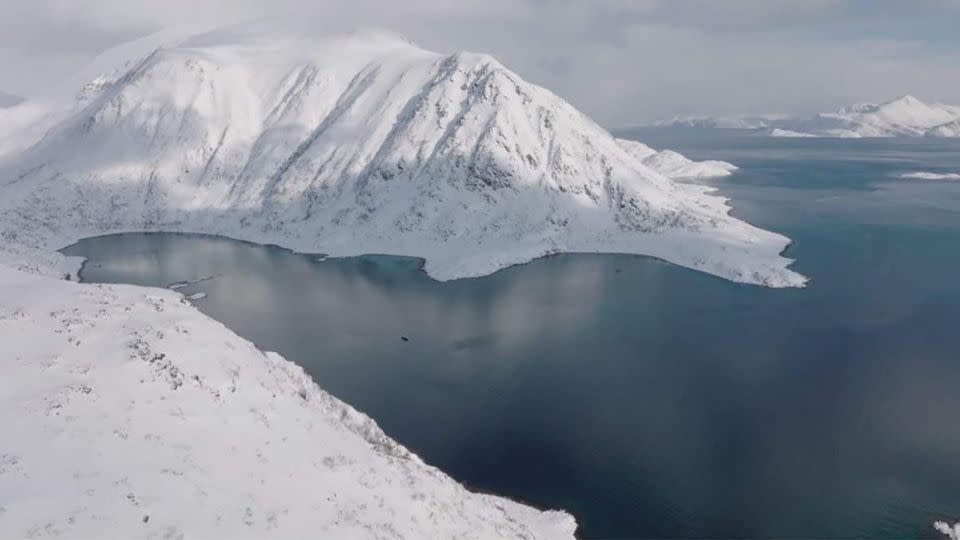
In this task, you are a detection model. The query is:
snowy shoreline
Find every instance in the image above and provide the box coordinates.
[62,171,800,291]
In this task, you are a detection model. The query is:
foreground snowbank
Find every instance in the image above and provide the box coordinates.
[0,266,576,538]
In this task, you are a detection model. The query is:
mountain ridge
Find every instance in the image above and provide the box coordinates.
[0,25,802,287]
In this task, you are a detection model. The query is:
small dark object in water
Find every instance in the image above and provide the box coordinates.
[615,268,622,274]
[401,336,410,342]
[142,515,149,524]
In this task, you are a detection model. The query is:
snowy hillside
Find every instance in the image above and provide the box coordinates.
[927,119,960,138]
[0,24,803,287]
[805,95,960,137]
[0,265,576,539]
[615,138,739,179]
[644,95,960,138]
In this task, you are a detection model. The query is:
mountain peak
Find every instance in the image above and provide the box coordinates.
[0,23,804,288]
[884,94,924,107]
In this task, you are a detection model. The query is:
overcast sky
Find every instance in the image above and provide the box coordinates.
[2,0,959,125]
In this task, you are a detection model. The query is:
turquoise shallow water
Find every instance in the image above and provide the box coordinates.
[64,131,960,538]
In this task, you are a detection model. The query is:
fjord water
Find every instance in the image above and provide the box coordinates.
[64,131,960,539]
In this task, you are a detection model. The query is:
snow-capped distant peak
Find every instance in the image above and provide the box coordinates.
[889,94,921,105]
[645,94,960,138]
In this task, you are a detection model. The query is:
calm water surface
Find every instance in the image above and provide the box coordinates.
[64,131,960,538]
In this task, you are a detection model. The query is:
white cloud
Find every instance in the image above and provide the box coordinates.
[1,0,958,125]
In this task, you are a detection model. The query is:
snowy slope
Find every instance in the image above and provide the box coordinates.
[0,266,576,539]
[0,25,802,288]
[927,119,960,138]
[808,95,960,137]
[615,139,738,179]
[0,100,60,158]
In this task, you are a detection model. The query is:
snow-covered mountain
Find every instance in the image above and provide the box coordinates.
[0,23,807,538]
[644,95,960,138]
[798,95,960,137]
[0,24,802,287]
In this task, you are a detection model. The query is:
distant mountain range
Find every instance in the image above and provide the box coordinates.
[644,95,960,138]
[645,114,791,130]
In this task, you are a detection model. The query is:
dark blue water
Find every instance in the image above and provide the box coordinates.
[63,131,960,539]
